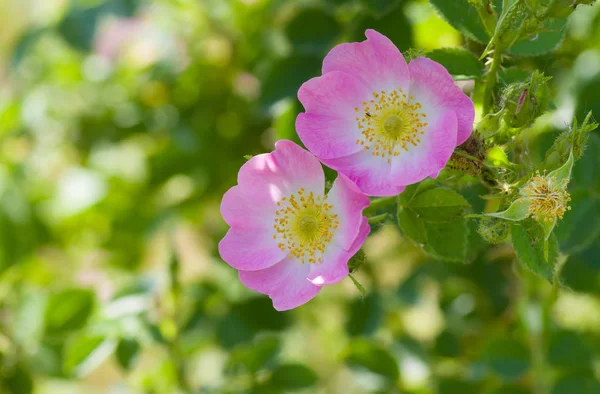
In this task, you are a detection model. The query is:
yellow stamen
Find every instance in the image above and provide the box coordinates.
[354,88,428,163]
[522,172,571,222]
[273,189,338,263]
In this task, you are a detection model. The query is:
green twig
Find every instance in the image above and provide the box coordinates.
[368,213,388,225]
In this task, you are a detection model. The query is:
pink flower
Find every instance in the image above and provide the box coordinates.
[296,30,475,196]
[218,140,370,311]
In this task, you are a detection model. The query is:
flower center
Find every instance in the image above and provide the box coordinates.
[382,115,404,139]
[522,173,571,222]
[273,188,339,264]
[355,88,428,164]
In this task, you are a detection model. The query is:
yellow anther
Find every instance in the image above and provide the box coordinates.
[273,189,339,264]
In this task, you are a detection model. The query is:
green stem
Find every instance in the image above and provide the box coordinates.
[167,253,192,394]
[363,196,397,216]
[482,48,503,115]
[368,213,388,225]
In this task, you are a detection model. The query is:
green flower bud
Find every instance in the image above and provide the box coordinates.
[501,71,551,128]
[477,216,510,244]
[494,1,530,50]
[544,111,598,166]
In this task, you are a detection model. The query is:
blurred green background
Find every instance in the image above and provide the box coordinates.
[1,0,600,393]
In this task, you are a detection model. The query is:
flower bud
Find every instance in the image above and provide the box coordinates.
[501,71,550,128]
[544,111,598,167]
[494,1,530,50]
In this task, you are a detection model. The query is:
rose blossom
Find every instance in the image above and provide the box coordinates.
[296,29,475,196]
[218,140,370,310]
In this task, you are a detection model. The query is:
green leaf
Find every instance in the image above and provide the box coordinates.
[45,289,95,335]
[438,377,482,394]
[540,218,557,241]
[269,363,318,390]
[549,149,575,183]
[2,363,33,394]
[434,330,461,358]
[58,0,137,51]
[498,67,532,87]
[549,331,593,370]
[511,220,558,281]
[491,386,530,394]
[407,188,471,222]
[284,8,341,55]
[428,0,489,42]
[13,289,47,348]
[360,0,400,15]
[483,337,530,381]
[349,274,367,297]
[397,208,427,245]
[344,340,399,385]
[351,4,413,52]
[116,338,141,370]
[64,334,117,377]
[423,219,469,262]
[346,293,383,337]
[427,48,484,80]
[260,55,321,107]
[225,335,280,375]
[509,18,568,56]
[555,192,600,254]
[397,183,421,206]
[551,374,600,394]
[486,198,530,221]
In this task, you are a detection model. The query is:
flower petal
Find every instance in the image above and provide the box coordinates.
[326,174,370,249]
[297,71,370,159]
[239,258,320,311]
[321,151,406,197]
[348,216,370,256]
[218,227,286,271]
[238,140,325,202]
[308,216,370,286]
[323,29,410,94]
[389,110,458,186]
[408,57,474,145]
[221,185,276,229]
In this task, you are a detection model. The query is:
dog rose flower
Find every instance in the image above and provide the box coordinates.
[296,29,475,196]
[218,140,370,311]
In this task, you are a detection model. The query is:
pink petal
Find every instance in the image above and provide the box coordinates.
[321,152,406,197]
[389,111,458,186]
[218,227,286,271]
[238,140,325,202]
[239,258,321,311]
[297,71,370,159]
[308,216,370,286]
[408,57,474,145]
[323,29,410,94]
[221,185,276,229]
[348,216,370,256]
[326,174,370,249]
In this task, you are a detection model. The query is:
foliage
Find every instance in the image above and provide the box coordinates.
[0,0,600,393]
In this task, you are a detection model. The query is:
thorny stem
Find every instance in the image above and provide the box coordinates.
[483,48,503,115]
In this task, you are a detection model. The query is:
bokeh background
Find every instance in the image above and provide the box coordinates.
[1,0,600,393]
